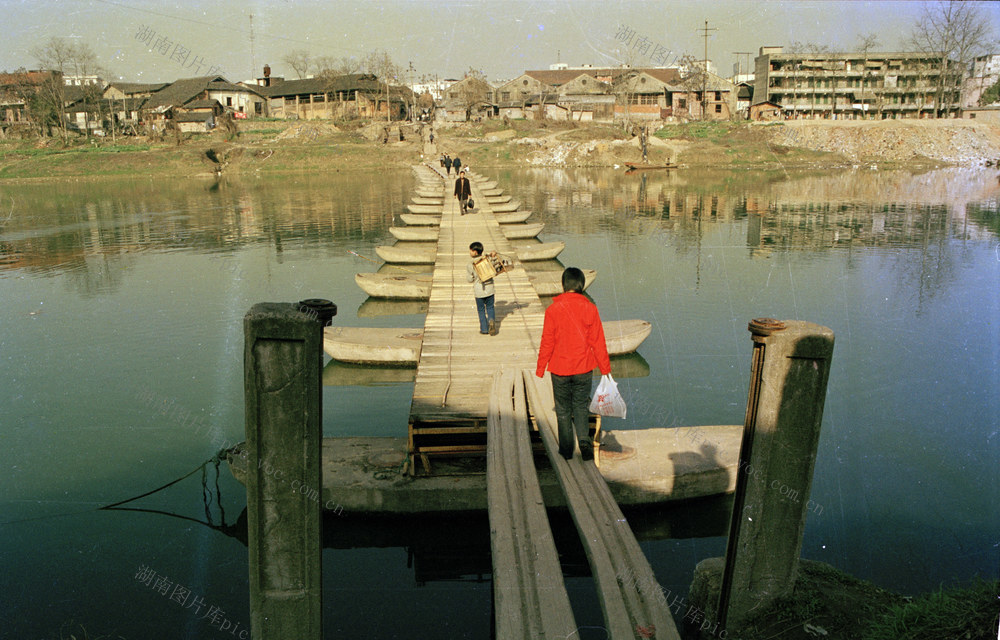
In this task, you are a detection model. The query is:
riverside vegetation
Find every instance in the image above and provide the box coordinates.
[3,117,1000,180]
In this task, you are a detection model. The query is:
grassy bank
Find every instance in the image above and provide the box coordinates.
[2,118,992,180]
[722,561,997,640]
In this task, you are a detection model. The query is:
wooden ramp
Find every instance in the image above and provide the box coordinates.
[407,165,545,472]
[487,367,576,638]
[524,370,682,640]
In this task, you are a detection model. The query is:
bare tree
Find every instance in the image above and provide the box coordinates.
[282,50,312,79]
[677,54,708,120]
[855,33,880,119]
[30,37,75,140]
[457,67,491,121]
[909,1,994,117]
[363,49,400,122]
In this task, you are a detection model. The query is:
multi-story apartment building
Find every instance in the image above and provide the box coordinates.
[753,46,962,119]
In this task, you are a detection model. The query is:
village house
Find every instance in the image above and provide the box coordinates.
[0,70,61,131]
[140,76,265,131]
[254,67,410,121]
[438,75,495,122]
[497,65,735,123]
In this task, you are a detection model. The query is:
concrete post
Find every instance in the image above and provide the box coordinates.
[245,303,326,640]
[717,318,835,630]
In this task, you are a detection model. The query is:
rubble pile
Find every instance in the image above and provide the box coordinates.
[765,120,1000,165]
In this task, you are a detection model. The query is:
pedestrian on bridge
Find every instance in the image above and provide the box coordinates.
[454,169,472,215]
[467,241,499,335]
[535,267,611,460]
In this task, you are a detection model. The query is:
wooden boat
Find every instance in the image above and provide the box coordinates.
[355,269,595,299]
[226,424,743,513]
[357,298,430,318]
[398,210,531,226]
[323,327,426,365]
[376,241,562,264]
[473,179,498,189]
[415,188,442,198]
[355,272,435,298]
[491,200,522,213]
[513,240,563,261]
[398,213,440,226]
[624,162,678,171]
[411,196,443,205]
[500,222,544,239]
[322,352,648,386]
[480,188,503,197]
[496,211,532,224]
[485,194,512,204]
[323,318,647,365]
[390,223,543,242]
[406,204,442,214]
[389,226,437,241]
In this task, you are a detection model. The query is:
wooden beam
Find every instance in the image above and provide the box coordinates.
[523,370,681,640]
[487,367,576,638]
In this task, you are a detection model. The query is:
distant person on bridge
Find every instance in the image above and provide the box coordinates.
[452,155,461,175]
[535,267,611,460]
[454,169,472,215]
[467,241,499,336]
[444,153,452,175]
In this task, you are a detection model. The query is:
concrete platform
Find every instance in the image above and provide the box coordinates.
[226,425,742,514]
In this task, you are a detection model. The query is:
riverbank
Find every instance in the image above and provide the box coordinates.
[688,558,998,640]
[2,118,1000,180]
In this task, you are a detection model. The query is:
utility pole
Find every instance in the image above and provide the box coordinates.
[249,13,256,81]
[408,60,415,121]
[698,20,717,119]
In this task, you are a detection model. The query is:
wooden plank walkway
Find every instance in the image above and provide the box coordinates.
[403,165,679,639]
[487,366,577,638]
[524,370,682,640]
[407,164,547,469]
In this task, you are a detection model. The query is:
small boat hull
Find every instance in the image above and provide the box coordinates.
[324,316,639,366]
[355,268,595,299]
[377,241,561,263]
[411,196,443,205]
[491,200,521,213]
[398,211,531,225]
[485,194,512,204]
[226,424,742,513]
[406,204,443,214]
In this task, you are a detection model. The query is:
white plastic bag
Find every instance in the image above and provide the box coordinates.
[589,374,627,418]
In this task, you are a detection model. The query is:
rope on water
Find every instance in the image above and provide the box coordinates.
[100,450,225,511]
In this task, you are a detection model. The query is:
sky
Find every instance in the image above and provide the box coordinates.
[2,0,999,84]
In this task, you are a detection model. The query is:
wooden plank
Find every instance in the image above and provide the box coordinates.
[523,370,681,640]
[487,367,577,639]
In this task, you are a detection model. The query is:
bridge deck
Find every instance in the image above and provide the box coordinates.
[407,165,546,470]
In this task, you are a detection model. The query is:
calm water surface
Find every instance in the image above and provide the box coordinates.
[1,167,997,639]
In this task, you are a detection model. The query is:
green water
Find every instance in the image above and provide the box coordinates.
[1,167,997,639]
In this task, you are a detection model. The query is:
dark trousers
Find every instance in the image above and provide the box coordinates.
[551,372,593,458]
[475,294,494,333]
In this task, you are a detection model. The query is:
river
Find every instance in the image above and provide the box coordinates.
[1,166,997,639]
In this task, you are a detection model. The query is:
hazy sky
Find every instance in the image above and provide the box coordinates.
[3,0,999,83]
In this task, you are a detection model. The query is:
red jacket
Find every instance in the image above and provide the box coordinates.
[535,292,611,377]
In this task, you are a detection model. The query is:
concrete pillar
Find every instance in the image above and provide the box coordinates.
[717,318,835,630]
[245,302,327,640]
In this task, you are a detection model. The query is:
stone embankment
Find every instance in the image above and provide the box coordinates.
[763,119,1000,165]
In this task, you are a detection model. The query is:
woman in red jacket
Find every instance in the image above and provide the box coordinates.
[535,267,611,459]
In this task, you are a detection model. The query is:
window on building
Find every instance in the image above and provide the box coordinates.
[501,91,510,101]
[227,97,232,106]
[678,98,687,110]
[715,91,721,101]
[715,104,722,113]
